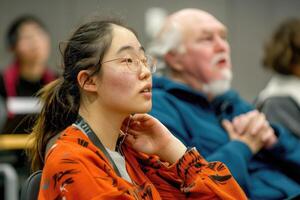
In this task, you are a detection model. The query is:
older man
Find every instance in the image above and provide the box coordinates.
[149,8,300,200]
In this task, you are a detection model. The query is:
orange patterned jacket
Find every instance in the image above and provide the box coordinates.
[38,125,247,200]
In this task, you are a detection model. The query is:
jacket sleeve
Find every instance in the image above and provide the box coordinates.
[205,141,252,193]
[266,123,300,167]
[161,122,252,195]
[256,123,300,181]
[138,148,248,200]
[39,157,138,200]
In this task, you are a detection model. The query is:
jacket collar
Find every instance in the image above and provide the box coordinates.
[153,75,237,107]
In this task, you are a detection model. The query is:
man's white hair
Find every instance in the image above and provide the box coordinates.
[147,8,219,75]
[147,20,185,74]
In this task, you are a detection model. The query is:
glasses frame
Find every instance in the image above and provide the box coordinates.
[100,54,156,74]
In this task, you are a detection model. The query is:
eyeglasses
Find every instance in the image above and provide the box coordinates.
[100,54,157,74]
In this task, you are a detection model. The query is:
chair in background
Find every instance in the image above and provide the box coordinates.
[0,163,18,200]
[20,170,42,200]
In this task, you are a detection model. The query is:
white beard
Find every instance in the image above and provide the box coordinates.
[202,69,232,97]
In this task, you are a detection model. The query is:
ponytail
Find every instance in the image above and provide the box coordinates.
[29,78,79,171]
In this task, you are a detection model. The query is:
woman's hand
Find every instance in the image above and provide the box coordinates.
[121,114,186,164]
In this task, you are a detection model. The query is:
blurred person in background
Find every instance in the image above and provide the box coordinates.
[148,8,300,200]
[256,18,300,138]
[0,15,56,134]
[0,15,56,199]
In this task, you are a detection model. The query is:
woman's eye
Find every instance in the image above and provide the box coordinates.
[125,58,133,64]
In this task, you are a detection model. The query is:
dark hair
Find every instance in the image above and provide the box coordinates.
[29,19,136,171]
[262,18,300,75]
[6,15,47,49]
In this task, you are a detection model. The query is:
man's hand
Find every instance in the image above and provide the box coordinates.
[222,119,265,154]
[222,110,278,153]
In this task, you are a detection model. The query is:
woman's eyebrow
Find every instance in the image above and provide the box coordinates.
[116,45,145,54]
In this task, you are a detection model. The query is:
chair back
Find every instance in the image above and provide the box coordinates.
[20,170,42,200]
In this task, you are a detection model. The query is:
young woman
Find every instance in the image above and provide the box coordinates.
[30,19,247,199]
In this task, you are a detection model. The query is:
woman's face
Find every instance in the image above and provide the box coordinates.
[14,22,50,65]
[95,25,152,115]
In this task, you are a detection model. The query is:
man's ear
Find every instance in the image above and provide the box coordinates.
[77,70,97,92]
[164,51,184,72]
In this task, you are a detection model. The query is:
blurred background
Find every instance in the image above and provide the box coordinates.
[1,0,300,101]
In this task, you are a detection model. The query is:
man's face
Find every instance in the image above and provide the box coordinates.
[179,14,232,85]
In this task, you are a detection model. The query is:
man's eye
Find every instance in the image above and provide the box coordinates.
[141,58,147,64]
[197,36,213,42]
[220,34,227,40]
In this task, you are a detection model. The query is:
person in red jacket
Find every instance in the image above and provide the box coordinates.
[0,15,55,134]
[29,18,246,199]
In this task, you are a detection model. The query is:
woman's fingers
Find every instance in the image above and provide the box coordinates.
[130,113,150,122]
[125,134,136,146]
[125,114,155,130]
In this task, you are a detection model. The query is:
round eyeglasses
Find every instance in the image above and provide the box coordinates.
[101,54,157,74]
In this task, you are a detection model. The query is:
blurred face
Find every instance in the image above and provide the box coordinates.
[95,25,152,115]
[175,12,232,94]
[14,22,50,65]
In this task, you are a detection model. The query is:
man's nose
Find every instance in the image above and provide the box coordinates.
[214,36,228,52]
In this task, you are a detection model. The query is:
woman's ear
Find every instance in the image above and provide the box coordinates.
[77,70,98,92]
